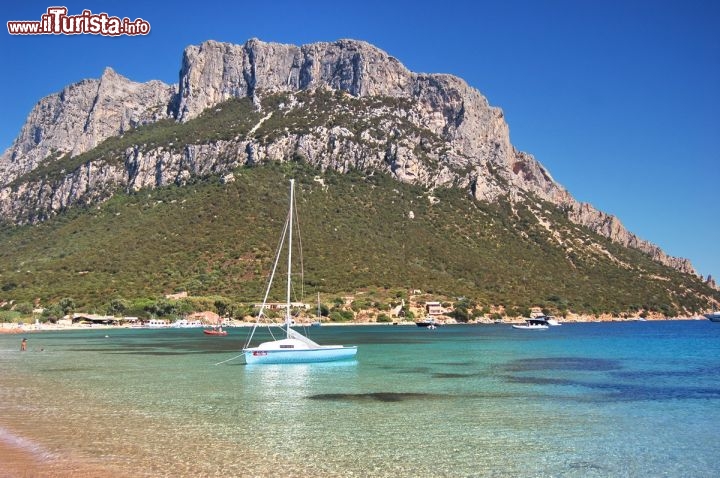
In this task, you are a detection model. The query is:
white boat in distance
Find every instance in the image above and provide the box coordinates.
[416,317,441,328]
[539,315,561,326]
[512,318,550,330]
[705,312,720,322]
[241,180,357,365]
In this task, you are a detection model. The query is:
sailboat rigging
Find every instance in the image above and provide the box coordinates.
[240,179,358,364]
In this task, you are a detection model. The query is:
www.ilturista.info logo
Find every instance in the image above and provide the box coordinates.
[7,7,150,36]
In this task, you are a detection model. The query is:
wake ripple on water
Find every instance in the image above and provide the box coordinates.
[0,426,56,462]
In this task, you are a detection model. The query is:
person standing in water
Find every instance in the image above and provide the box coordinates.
[20,338,27,351]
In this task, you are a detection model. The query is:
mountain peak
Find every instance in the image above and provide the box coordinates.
[0,38,697,276]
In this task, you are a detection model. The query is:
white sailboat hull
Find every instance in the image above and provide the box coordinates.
[242,345,357,364]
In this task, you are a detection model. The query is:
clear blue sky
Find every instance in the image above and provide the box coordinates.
[2,0,718,279]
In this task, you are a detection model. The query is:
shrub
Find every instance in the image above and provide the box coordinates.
[329,310,354,322]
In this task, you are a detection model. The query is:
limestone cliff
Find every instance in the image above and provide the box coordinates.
[0,67,174,186]
[0,38,695,275]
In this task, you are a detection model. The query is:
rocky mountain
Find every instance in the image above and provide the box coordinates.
[0,38,695,275]
[1,67,174,184]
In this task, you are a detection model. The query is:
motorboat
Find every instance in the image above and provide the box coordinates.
[416,318,441,328]
[512,318,550,330]
[203,327,228,336]
[539,315,561,326]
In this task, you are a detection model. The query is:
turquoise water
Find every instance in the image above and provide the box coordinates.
[1,321,719,477]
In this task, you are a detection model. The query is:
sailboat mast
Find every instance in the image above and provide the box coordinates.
[286,179,294,338]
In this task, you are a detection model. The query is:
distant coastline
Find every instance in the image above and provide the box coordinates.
[1,315,709,334]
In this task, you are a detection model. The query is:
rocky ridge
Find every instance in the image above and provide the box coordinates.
[0,38,695,275]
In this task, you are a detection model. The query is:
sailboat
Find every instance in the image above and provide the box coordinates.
[240,179,358,364]
[705,299,720,322]
[705,312,720,322]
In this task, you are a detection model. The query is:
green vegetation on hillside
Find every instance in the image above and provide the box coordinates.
[1,161,717,319]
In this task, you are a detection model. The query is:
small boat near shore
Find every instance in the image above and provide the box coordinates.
[203,328,228,336]
[704,312,720,322]
[416,318,441,328]
[512,318,550,330]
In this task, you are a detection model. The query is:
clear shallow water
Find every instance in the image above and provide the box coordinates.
[1,321,719,477]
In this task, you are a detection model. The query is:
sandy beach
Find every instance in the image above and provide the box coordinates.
[0,432,127,478]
